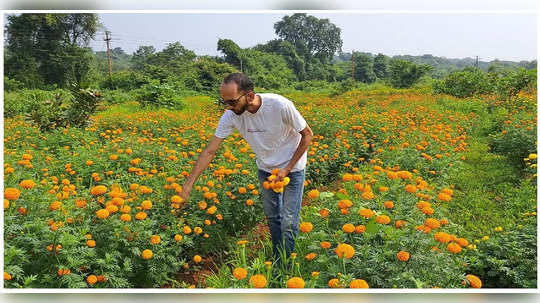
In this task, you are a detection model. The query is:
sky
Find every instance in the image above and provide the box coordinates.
[87,12,537,62]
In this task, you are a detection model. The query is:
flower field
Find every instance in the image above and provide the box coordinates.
[3,88,537,288]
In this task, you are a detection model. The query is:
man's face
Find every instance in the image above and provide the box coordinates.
[220,83,250,115]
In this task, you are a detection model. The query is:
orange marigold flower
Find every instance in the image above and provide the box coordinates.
[299,222,313,233]
[20,179,36,189]
[141,200,152,210]
[320,241,331,249]
[120,214,131,222]
[286,277,305,288]
[307,189,320,199]
[142,249,153,259]
[87,240,96,248]
[421,207,434,215]
[96,209,109,219]
[362,191,374,200]
[359,208,375,219]
[466,274,482,288]
[174,234,183,242]
[384,201,394,209]
[319,208,330,218]
[349,279,369,288]
[376,215,391,225]
[328,278,343,288]
[87,275,98,284]
[233,267,248,280]
[447,243,462,254]
[183,226,192,234]
[397,170,412,179]
[49,201,62,211]
[193,255,202,263]
[434,232,452,243]
[171,195,183,204]
[335,243,355,259]
[150,235,161,245]
[342,173,353,182]
[4,188,21,201]
[424,218,440,230]
[355,225,366,233]
[455,238,469,247]
[396,251,410,262]
[238,187,247,194]
[440,218,449,225]
[437,192,452,202]
[305,253,317,261]
[135,212,147,220]
[342,223,355,233]
[404,184,417,193]
[206,206,217,215]
[395,220,408,228]
[90,185,108,196]
[249,274,267,288]
[338,199,353,209]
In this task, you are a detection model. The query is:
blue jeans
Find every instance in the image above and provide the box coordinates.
[257,169,305,265]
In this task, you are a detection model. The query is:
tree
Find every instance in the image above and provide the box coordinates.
[131,45,156,70]
[274,13,342,63]
[5,13,99,88]
[388,59,432,88]
[353,52,376,83]
[373,53,389,79]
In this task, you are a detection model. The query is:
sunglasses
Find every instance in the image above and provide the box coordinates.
[218,92,249,106]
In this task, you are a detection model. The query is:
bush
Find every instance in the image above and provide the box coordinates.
[388,59,432,88]
[100,71,149,90]
[433,68,492,98]
[489,121,536,168]
[138,80,186,110]
[5,89,73,119]
[4,76,24,91]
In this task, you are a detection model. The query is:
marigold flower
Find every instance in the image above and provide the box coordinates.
[434,232,451,243]
[87,240,96,248]
[20,179,36,189]
[135,212,147,220]
[359,208,375,219]
[424,218,440,230]
[396,251,410,262]
[349,279,369,288]
[362,191,374,200]
[384,201,394,209]
[142,249,153,259]
[90,185,108,196]
[455,238,469,247]
[342,223,355,233]
[305,253,317,261]
[466,274,482,288]
[404,184,417,193]
[233,267,248,280]
[286,277,305,288]
[120,214,131,222]
[320,241,331,249]
[338,199,353,209]
[307,189,320,199]
[447,243,462,254]
[87,275,98,284]
[141,200,152,210]
[328,278,343,288]
[437,192,452,202]
[376,215,391,225]
[96,209,110,219]
[319,208,330,218]
[4,188,20,201]
[193,255,202,263]
[299,222,313,233]
[249,274,267,288]
[335,243,355,259]
[150,235,161,245]
[355,225,366,233]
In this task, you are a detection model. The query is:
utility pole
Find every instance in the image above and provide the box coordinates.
[105,31,112,78]
[351,50,355,80]
[474,55,479,69]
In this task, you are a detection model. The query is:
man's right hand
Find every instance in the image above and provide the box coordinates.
[178,186,191,208]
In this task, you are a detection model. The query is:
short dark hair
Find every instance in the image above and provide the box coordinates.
[223,73,254,93]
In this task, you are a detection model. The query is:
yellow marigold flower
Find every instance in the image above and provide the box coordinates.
[120,214,131,222]
[342,173,353,182]
[206,206,217,215]
[335,243,355,259]
[233,267,248,280]
[299,222,313,233]
[466,274,482,288]
[349,279,369,288]
[286,277,305,288]
[96,209,110,219]
[494,226,503,232]
[141,200,152,210]
[150,235,161,245]
[174,234,183,242]
[193,255,202,263]
[171,195,183,204]
[481,235,489,241]
[141,249,153,259]
[396,251,410,262]
[237,240,248,245]
[183,226,192,234]
[250,274,267,288]
[193,227,203,235]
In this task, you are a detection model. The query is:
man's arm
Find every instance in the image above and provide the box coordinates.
[278,125,314,180]
[179,135,224,202]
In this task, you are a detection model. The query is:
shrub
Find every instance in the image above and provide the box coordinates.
[138,80,186,110]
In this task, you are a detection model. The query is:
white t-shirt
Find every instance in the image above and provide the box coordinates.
[214,93,308,173]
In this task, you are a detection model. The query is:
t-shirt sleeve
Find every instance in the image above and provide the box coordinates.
[214,111,235,138]
[282,99,307,133]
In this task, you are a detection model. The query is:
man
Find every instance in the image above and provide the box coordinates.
[179,73,313,265]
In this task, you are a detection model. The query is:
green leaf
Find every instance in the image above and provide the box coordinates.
[335,192,349,200]
[365,218,378,235]
[319,192,334,199]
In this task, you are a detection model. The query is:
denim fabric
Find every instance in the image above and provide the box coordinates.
[257,169,305,264]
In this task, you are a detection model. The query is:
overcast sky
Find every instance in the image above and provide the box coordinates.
[87,13,536,62]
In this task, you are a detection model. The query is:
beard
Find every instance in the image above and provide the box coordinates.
[233,102,249,115]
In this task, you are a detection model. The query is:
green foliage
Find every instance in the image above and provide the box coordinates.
[138,80,187,110]
[373,53,389,79]
[433,68,493,98]
[4,13,99,89]
[62,85,104,128]
[4,76,25,91]
[100,70,149,90]
[489,121,536,168]
[388,59,432,88]
[353,52,376,83]
[493,68,537,101]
